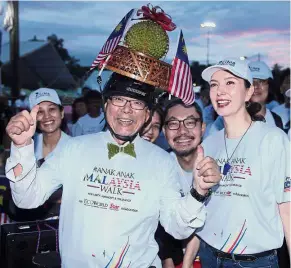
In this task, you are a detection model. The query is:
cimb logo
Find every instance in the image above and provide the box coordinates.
[218,60,236,67]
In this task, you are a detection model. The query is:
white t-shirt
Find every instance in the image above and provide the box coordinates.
[170,152,193,196]
[271,104,290,129]
[6,131,206,268]
[207,108,278,138]
[197,121,290,254]
[72,113,105,136]
[34,131,71,161]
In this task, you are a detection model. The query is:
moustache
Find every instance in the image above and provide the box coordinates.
[173,135,195,142]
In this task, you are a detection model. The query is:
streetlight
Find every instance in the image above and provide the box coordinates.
[200,22,216,65]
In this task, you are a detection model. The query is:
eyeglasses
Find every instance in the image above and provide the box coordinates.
[253,79,268,87]
[165,118,201,130]
[109,96,146,110]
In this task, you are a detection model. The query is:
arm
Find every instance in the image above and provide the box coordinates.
[268,129,291,254]
[182,236,200,268]
[6,141,64,208]
[160,146,221,239]
[162,259,175,268]
[279,202,290,253]
[5,107,64,209]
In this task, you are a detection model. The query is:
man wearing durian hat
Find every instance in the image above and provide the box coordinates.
[4,4,221,268]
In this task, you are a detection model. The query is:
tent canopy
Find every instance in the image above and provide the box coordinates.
[1,40,77,90]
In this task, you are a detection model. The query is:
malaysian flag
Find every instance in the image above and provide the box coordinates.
[90,9,134,72]
[168,30,194,105]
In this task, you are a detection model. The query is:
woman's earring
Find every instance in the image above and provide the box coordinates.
[245,101,250,108]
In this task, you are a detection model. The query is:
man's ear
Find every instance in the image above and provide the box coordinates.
[61,110,64,120]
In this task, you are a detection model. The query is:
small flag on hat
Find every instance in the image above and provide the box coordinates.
[90,9,135,72]
[168,30,194,105]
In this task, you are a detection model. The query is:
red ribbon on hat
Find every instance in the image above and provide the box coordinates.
[137,4,176,32]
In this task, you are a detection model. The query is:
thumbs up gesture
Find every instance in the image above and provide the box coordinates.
[6,106,39,147]
[193,145,221,196]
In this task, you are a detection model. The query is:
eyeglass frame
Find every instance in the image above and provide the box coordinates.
[108,96,147,110]
[165,117,202,130]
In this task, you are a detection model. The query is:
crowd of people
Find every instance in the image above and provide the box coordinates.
[0,58,290,268]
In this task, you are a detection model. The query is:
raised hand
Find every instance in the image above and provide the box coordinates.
[193,145,221,195]
[6,105,39,147]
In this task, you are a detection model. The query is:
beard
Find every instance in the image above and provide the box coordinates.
[171,134,196,157]
[172,147,196,157]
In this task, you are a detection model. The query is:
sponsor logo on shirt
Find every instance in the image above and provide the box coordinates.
[284,177,290,192]
[83,199,108,209]
[214,190,232,197]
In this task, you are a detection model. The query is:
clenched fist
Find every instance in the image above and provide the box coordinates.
[6,105,39,147]
[193,145,221,195]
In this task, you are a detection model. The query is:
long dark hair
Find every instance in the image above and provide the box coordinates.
[224,71,263,121]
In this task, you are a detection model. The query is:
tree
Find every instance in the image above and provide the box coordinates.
[47,34,89,84]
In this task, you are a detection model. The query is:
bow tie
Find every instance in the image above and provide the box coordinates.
[107,143,136,160]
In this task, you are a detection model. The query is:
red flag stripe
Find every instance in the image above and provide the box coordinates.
[169,57,180,96]
[181,62,190,101]
[177,61,186,98]
[185,68,194,104]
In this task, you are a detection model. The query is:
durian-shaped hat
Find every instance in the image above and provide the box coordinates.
[90,3,194,105]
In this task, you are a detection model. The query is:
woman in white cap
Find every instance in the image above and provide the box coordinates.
[249,61,284,129]
[29,88,71,166]
[29,88,71,218]
[194,58,290,267]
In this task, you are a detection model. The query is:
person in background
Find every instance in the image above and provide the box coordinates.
[72,90,105,136]
[249,61,284,129]
[195,58,290,267]
[140,105,164,143]
[67,97,87,135]
[29,88,71,219]
[272,75,290,133]
[14,89,29,113]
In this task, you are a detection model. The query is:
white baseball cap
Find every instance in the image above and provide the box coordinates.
[29,88,61,110]
[249,61,273,80]
[202,58,253,85]
[285,88,290,98]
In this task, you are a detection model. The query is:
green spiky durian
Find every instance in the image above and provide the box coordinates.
[124,20,169,59]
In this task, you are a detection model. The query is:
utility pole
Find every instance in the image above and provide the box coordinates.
[206,30,210,66]
[10,0,20,101]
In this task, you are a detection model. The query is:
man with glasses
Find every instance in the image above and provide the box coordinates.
[156,98,210,268]
[5,72,221,268]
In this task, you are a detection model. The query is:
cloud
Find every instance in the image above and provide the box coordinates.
[1,1,289,68]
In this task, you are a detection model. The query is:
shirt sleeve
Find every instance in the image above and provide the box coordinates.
[72,121,83,137]
[265,129,291,203]
[5,141,65,209]
[159,157,206,240]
